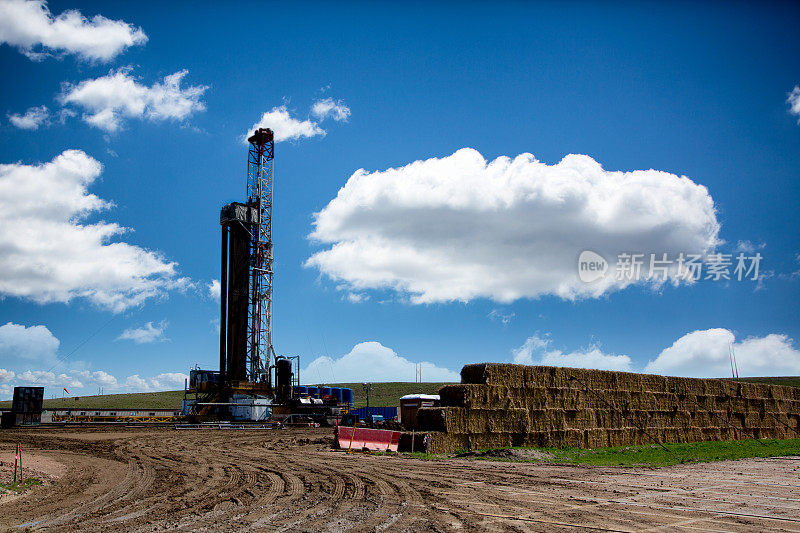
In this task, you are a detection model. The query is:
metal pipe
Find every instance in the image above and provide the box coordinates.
[220,226,228,384]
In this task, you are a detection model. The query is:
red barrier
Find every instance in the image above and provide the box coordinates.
[336,426,401,452]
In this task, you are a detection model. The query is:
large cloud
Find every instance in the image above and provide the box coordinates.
[306,148,720,304]
[511,328,800,378]
[0,0,147,62]
[60,68,207,132]
[645,328,800,378]
[301,341,459,383]
[512,334,633,372]
[0,150,189,311]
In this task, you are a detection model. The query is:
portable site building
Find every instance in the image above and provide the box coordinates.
[399,394,440,430]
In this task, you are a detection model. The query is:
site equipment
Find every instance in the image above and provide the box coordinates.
[183,129,349,424]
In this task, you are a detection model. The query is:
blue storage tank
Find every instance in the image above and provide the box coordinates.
[349,406,397,420]
[293,386,308,397]
[330,387,344,404]
[321,386,333,398]
[307,386,319,398]
[341,388,353,405]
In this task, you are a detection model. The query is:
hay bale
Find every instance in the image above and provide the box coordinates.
[442,363,800,450]
[418,407,529,434]
[460,363,492,384]
[417,407,447,431]
[426,432,469,454]
[467,432,514,450]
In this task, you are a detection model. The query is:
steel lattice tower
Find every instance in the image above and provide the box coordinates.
[246,128,276,382]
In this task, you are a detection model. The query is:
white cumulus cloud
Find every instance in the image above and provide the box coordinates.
[0,0,147,62]
[0,150,189,311]
[645,328,800,378]
[15,370,82,388]
[245,105,325,143]
[72,369,117,388]
[59,68,207,132]
[510,328,800,378]
[788,86,800,123]
[208,279,220,302]
[0,361,190,399]
[116,320,168,344]
[512,333,633,372]
[123,372,186,392]
[0,322,60,366]
[0,324,148,394]
[311,98,351,122]
[244,98,350,143]
[345,292,369,303]
[8,105,50,129]
[307,148,720,304]
[302,341,459,383]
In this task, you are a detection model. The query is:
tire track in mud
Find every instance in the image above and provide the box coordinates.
[2,427,798,532]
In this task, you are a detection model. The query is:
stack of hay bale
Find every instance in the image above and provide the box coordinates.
[417,363,800,453]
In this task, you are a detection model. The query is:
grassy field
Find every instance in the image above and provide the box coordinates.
[2,376,797,410]
[314,382,453,408]
[0,382,451,409]
[727,376,800,388]
[0,390,186,410]
[462,439,800,467]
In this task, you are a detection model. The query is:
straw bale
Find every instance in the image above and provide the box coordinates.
[426,432,469,454]
[416,407,447,432]
[418,407,529,434]
[467,432,515,450]
[432,363,800,450]
[397,431,428,452]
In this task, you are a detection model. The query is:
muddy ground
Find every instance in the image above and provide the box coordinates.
[0,426,798,532]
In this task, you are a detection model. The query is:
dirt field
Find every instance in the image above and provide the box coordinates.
[1,427,799,532]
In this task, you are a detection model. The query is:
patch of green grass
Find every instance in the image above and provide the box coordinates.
[1,382,452,409]
[310,382,454,407]
[0,390,186,410]
[373,450,445,460]
[0,478,42,493]
[400,451,445,460]
[725,376,800,388]
[468,439,800,467]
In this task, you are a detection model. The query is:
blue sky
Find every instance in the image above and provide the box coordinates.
[1,1,799,398]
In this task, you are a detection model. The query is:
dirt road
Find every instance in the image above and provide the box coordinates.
[1,427,799,531]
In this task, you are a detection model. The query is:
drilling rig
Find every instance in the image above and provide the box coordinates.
[220,128,276,387]
[184,128,294,421]
[183,128,349,424]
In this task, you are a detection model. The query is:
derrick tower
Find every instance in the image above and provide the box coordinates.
[219,128,276,385]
